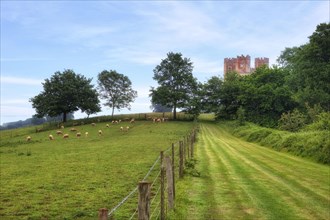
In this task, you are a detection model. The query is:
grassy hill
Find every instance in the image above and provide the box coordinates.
[0,114,195,219]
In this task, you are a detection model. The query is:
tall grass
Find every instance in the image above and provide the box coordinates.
[223,121,330,164]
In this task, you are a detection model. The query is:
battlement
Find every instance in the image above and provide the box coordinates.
[224,55,269,76]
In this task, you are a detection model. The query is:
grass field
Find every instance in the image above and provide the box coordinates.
[170,122,330,219]
[0,119,194,219]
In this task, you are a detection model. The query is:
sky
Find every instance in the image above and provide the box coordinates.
[1,0,329,125]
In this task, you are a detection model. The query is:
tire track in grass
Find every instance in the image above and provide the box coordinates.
[215,126,330,219]
[202,127,263,220]
[186,123,330,220]
[203,124,300,219]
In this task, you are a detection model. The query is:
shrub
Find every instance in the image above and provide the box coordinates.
[278,109,307,132]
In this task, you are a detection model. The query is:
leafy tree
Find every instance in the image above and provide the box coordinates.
[215,72,243,120]
[97,70,137,117]
[150,52,198,119]
[200,76,223,113]
[30,69,101,122]
[151,103,173,113]
[278,23,330,108]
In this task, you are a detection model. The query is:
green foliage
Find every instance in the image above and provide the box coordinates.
[30,69,101,122]
[150,52,198,119]
[226,121,330,164]
[184,158,200,177]
[304,112,330,131]
[278,109,307,132]
[97,70,137,117]
[279,23,330,108]
[236,106,246,126]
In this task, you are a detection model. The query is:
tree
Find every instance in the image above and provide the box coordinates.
[200,76,223,113]
[30,69,101,122]
[151,103,173,113]
[97,70,137,117]
[150,52,198,119]
[278,23,330,109]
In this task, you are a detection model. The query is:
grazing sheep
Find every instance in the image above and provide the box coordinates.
[70,127,77,132]
[98,130,103,136]
[61,125,64,129]
[26,136,31,141]
[56,130,63,135]
[153,118,157,123]
[118,120,122,123]
[49,135,54,140]
[156,118,162,123]
[76,132,81,137]
[91,123,96,126]
[120,126,124,131]
[85,132,89,137]
[106,124,110,128]
[130,118,135,123]
[63,134,69,138]
[125,126,130,132]
[111,120,115,124]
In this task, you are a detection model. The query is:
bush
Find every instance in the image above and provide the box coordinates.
[278,109,307,132]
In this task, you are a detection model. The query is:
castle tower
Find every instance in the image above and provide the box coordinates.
[255,57,269,69]
[224,55,269,76]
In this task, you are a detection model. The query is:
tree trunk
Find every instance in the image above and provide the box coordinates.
[111,107,115,118]
[173,103,177,120]
[63,112,67,122]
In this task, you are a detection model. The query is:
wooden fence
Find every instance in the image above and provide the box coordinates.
[98,127,198,220]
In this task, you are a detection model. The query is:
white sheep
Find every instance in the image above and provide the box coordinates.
[70,127,77,132]
[26,136,31,141]
[61,125,64,129]
[106,124,110,128]
[56,130,63,135]
[130,118,135,123]
[49,134,54,140]
[120,126,124,131]
[76,132,81,137]
[91,123,96,126]
[63,134,69,139]
[98,130,103,136]
[85,132,89,137]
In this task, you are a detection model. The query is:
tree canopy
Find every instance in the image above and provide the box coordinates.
[150,52,198,119]
[97,70,137,117]
[30,69,101,122]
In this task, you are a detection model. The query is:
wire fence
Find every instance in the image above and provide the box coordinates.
[98,126,199,220]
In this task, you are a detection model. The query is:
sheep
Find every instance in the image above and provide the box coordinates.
[49,135,54,140]
[63,134,69,138]
[120,126,124,131]
[106,124,110,128]
[76,132,81,137]
[85,132,89,137]
[98,130,103,136]
[118,120,122,123]
[156,118,162,123]
[125,126,130,132]
[153,118,157,123]
[70,127,77,132]
[61,125,64,129]
[130,118,135,123]
[26,136,31,141]
[111,120,115,124]
[56,130,63,135]
[91,123,96,126]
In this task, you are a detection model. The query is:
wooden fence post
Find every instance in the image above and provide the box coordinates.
[179,141,184,178]
[191,134,194,158]
[171,143,175,200]
[160,151,165,220]
[98,208,108,220]
[138,181,151,220]
[165,156,174,210]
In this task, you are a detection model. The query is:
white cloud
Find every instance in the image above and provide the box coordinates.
[1,76,42,86]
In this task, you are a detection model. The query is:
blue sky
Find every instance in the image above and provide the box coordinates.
[1,1,329,124]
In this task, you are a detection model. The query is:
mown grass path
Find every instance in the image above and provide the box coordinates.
[175,122,330,220]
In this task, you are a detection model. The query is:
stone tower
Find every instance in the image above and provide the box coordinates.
[224,55,269,76]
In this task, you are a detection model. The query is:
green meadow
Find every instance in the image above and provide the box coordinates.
[0,117,194,219]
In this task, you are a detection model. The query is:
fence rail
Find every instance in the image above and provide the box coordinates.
[98,126,199,220]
